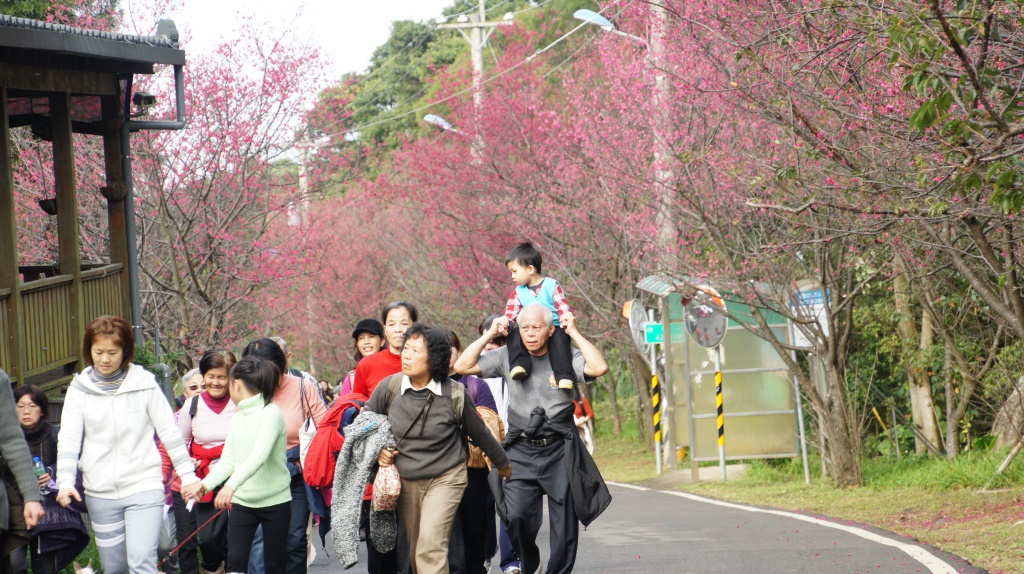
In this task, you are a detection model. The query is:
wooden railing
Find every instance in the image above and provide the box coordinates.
[0,263,127,382]
[20,274,77,376]
[82,263,125,322]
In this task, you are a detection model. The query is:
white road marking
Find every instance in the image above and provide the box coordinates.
[606,481,961,573]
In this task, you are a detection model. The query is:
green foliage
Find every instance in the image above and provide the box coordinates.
[314,0,596,159]
[0,0,61,19]
[349,19,464,147]
[0,0,118,22]
[744,456,815,484]
[134,340,188,380]
[847,289,911,413]
[741,445,1024,491]
[592,398,644,442]
[871,424,915,459]
[887,1,1024,213]
[863,447,1024,490]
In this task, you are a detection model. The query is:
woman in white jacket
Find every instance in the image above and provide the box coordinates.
[55,316,199,574]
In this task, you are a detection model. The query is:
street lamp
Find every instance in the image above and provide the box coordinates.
[423,114,460,133]
[573,9,646,44]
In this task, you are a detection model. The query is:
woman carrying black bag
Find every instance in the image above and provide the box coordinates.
[0,370,44,574]
[7,384,89,574]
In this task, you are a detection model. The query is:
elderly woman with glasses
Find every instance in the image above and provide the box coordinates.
[180,369,205,405]
[7,385,89,574]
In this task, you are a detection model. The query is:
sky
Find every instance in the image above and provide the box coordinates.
[168,0,456,77]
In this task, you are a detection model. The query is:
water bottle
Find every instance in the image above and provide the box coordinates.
[32,457,50,495]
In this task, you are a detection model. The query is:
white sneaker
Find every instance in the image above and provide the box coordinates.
[502,567,521,574]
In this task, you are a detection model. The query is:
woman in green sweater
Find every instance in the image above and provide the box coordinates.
[181,356,290,574]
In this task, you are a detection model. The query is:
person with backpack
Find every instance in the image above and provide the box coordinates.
[176,350,237,574]
[366,324,511,574]
[181,357,291,574]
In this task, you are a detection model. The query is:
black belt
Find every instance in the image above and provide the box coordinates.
[521,436,559,446]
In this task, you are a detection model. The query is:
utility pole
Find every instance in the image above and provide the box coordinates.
[650,1,675,255]
[437,0,511,155]
[296,136,316,377]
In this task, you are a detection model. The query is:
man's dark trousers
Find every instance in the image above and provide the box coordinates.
[504,439,578,574]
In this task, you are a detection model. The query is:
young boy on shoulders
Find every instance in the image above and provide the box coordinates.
[502,241,578,389]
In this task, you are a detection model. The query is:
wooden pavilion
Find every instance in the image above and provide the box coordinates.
[0,15,185,391]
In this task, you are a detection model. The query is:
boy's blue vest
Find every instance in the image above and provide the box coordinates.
[516,277,560,326]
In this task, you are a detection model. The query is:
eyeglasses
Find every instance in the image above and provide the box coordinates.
[16,404,40,411]
[187,385,205,391]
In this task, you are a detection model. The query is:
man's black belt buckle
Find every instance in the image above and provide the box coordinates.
[522,436,557,447]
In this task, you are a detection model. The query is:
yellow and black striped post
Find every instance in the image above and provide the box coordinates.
[652,374,662,473]
[715,346,726,480]
[715,370,724,448]
[652,375,662,444]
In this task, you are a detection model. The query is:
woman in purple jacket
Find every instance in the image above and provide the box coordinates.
[447,331,500,574]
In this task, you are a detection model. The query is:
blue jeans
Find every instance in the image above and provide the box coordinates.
[499,519,520,571]
[247,474,310,574]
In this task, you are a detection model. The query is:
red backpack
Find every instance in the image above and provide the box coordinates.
[303,393,367,488]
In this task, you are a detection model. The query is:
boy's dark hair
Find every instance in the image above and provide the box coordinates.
[230,356,281,405]
[403,323,451,383]
[505,241,542,274]
[241,338,288,375]
[381,301,419,325]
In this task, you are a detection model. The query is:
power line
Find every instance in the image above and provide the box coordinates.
[323,2,627,140]
[331,0,557,116]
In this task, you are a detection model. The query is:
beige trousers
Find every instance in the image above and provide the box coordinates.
[397,464,468,574]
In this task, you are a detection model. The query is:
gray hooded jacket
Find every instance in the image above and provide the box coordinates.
[331,410,396,568]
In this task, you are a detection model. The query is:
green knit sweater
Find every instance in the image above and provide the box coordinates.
[201,394,290,508]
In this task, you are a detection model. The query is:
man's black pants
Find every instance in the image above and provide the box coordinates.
[449,467,492,574]
[504,439,578,574]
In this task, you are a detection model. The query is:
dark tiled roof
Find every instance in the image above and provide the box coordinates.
[0,14,185,67]
[0,15,178,48]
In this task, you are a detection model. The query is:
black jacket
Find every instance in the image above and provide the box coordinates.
[493,407,612,527]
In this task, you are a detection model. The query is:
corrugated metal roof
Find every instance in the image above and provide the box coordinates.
[0,15,185,67]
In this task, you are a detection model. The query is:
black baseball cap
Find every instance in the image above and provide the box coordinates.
[352,318,385,339]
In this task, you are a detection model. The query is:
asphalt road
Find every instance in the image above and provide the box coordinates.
[309,483,985,573]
